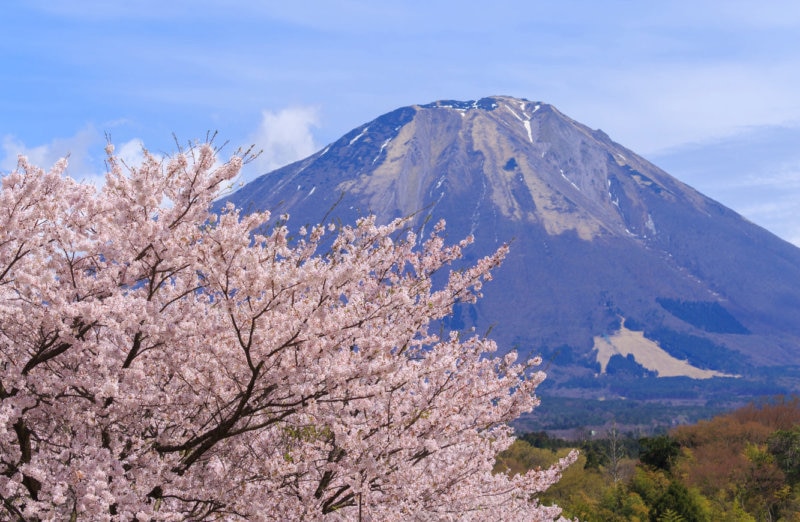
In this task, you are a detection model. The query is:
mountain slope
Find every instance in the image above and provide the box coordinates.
[221,96,800,417]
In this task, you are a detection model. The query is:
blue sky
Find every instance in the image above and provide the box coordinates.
[3,1,800,245]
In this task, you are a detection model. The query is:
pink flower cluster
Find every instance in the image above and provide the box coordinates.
[0,143,574,520]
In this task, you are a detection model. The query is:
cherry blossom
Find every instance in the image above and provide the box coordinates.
[0,142,575,520]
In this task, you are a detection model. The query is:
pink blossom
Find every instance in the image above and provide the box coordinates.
[0,143,573,520]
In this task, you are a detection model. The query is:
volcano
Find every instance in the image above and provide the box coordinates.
[221,96,800,429]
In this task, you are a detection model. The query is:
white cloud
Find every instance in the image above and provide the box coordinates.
[240,107,320,184]
[1,127,101,180]
[115,138,148,168]
[0,130,155,189]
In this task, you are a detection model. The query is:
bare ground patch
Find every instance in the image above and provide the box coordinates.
[594,319,735,379]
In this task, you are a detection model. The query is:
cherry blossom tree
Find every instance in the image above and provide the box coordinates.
[0,142,575,521]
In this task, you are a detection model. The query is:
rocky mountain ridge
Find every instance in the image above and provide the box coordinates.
[222,96,800,425]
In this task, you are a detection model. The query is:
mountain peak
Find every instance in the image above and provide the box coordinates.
[222,96,800,419]
[313,94,694,243]
[419,96,503,111]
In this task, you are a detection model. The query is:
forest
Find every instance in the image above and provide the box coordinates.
[499,397,800,521]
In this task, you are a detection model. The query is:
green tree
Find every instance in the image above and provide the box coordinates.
[658,508,685,522]
[737,444,786,520]
[652,481,711,522]
[600,484,650,521]
[768,427,800,484]
[640,435,681,472]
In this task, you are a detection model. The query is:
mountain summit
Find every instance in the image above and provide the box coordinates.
[224,96,800,424]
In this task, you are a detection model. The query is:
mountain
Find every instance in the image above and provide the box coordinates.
[221,96,800,430]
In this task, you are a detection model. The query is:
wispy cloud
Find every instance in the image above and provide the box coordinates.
[652,124,800,246]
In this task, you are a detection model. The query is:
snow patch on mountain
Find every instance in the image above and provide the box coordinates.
[373,138,392,164]
[349,127,368,145]
[504,103,533,143]
[560,169,580,191]
[524,121,533,143]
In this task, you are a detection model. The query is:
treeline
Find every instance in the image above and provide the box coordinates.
[499,396,800,521]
